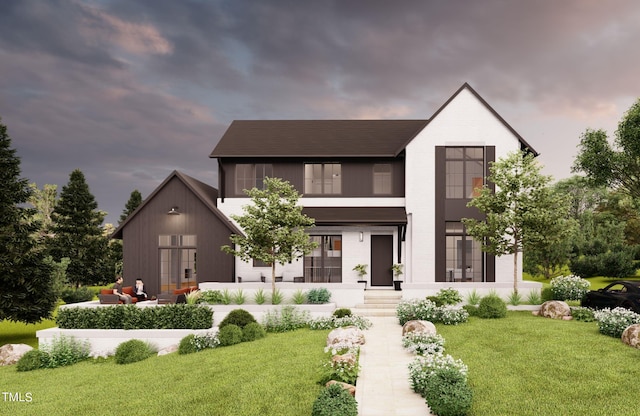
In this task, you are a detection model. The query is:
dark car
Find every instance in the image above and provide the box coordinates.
[581,280,640,313]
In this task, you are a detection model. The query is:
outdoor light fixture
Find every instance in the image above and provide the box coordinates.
[359,231,364,242]
[168,206,180,215]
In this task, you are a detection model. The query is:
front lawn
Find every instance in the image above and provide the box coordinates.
[0,328,328,416]
[0,319,56,348]
[437,311,640,415]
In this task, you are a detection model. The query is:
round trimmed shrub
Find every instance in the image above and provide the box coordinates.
[178,334,198,355]
[114,339,154,364]
[423,368,473,416]
[218,309,257,330]
[217,324,243,346]
[60,286,96,304]
[242,322,266,342]
[477,294,507,319]
[16,349,50,372]
[311,383,358,416]
[333,308,352,319]
[307,288,331,304]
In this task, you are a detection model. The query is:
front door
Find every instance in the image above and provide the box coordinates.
[371,235,393,287]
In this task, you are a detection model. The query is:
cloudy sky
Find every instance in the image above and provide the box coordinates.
[2,0,639,225]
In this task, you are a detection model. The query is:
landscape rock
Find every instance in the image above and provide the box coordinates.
[621,324,640,349]
[331,353,357,367]
[157,344,179,356]
[326,380,356,396]
[0,344,33,366]
[327,326,365,347]
[402,320,437,336]
[539,301,571,319]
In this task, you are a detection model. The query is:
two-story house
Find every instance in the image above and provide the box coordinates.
[113,83,543,299]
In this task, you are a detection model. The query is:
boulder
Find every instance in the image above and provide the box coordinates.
[402,320,436,336]
[331,353,357,367]
[157,344,179,356]
[622,324,640,349]
[0,344,33,366]
[327,326,365,347]
[326,380,356,396]
[539,301,571,319]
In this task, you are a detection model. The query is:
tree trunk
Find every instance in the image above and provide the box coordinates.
[513,249,518,295]
[271,262,276,299]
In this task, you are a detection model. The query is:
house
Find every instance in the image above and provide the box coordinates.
[210,83,542,297]
[112,170,241,296]
[113,83,543,299]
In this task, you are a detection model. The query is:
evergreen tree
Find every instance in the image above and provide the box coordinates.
[49,169,109,287]
[0,118,56,323]
[119,189,142,224]
[28,182,58,240]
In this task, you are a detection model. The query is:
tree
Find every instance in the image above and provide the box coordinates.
[573,98,640,200]
[221,177,318,296]
[48,169,109,287]
[27,182,58,239]
[463,151,572,294]
[0,118,56,323]
[119,189,142,224]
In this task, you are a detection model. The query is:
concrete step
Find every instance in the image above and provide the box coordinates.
[351,308,398,317]
[355,303,399,309]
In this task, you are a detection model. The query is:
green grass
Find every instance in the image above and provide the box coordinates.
[0,319,56,348]
[437,311,640,415]
[0,328,328,416]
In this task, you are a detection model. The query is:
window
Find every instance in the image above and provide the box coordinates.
[304,235,342,282]
[444,222,483,282]
[373,164,392,194]
[304,163,341,194]
[159,235,197,292]
[236,164,273,194]
[445,147,484,199]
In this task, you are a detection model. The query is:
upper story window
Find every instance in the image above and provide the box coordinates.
[304,163,341,194]
[373,164,392,195]
[445,147,484,199]
[236,164,273,194]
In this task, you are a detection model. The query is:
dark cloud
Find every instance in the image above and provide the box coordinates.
[1,0,639,224]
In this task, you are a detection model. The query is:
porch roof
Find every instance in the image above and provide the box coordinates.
[302,207,407,226]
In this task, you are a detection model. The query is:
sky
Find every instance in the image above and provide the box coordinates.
[2,0,639,226]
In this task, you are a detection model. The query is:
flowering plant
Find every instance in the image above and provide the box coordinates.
[309,315,372,330]
[408,353,468,396]
[594,307,640,337]
[402,332,445,356]
[549,275,590,301]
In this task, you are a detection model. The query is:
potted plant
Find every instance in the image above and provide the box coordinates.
[353,264,368,279]
[392,263,404,291]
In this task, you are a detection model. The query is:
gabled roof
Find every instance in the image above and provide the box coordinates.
[210,82,538,159]
[111,170,242,239]
[210,119,428,158]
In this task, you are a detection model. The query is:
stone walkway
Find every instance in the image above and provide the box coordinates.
[355,316,432,416]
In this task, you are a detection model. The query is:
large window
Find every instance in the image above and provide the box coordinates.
[304,163,341,194]
[445,222,482,282]
[304,235,342,282]
[236,163,273,194]
[159,235,197,292]
[445,147,484,199]
[373,164,392,194]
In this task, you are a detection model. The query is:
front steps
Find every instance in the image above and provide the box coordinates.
[353,289,402,317]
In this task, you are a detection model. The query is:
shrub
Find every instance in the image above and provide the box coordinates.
[221,289,232,305]
[426,295,444,307]
[114,339,155,364]
[423,367,473,416]
[507,291,522,306]
[465,289,481,306]
[402,332,445,356]
[200,290,224,304]
[333,308,352,318]
[291,289,306,304]
[242,322,266,342]
[16,349,51,372]
[271,289,284,305]
[56,304,213,329]
[594,307,640,337]
[218,309,257,329]
[541,287,554,302]
[307,288,331,304]
[319,349,360,385]
[60,286,95,304]
[462,304,479,317]
[477,294,507,319]
[436,288,463,305]
[253,289,267,305]
[217,324,243,346]
[309,315,372,331]
[262,306,310,332]
[42,335,90,368]
[311,383,358,416]
[232,289,246,305]
[396,299,439,325]
[526,290,542,305]
[550,275,591,301]
[408,353,468,397]
[571,307,596,322]
[437,306,469,325]
[178,334,198,355]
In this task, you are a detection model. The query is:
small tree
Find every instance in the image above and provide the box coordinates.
[463,151,572,294]
[119,189,142,224]
[222,177,318,295]
[27,182,57,239]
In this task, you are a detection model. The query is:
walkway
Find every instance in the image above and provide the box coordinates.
[355,316,432,416]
